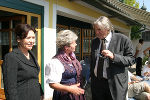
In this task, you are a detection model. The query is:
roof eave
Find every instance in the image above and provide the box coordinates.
[80,0,142,26]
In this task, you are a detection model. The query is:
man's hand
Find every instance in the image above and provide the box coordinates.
[102,50,114,59]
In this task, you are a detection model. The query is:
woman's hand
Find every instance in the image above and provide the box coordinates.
[69,83,85,95]
[50,83,85,95]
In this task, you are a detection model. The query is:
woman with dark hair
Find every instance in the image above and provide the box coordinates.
[45,30,85,100]
[2,24,44,100]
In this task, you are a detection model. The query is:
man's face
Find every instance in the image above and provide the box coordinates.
[94,24,109,39]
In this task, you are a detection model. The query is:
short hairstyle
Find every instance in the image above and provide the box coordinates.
[15,24,36,40]
[93,16,113,31]
[139,39,144,43]
[56,30,78,49]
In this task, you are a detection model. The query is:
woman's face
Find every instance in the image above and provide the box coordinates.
[65,40,77,53]
[18,30,35,51]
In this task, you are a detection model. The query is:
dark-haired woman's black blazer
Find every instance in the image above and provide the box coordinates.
[2,48,43,100]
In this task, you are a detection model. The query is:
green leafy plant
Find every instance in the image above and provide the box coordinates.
[119,0,139,8]
[130,25,142,40]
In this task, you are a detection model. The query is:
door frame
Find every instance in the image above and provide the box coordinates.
[0,6,42,84]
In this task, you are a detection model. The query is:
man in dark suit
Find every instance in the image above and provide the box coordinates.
[90,16,135,100]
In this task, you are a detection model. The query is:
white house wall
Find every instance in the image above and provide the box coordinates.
[24,0,56,99]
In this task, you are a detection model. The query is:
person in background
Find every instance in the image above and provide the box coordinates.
[90,16,135,100]
[142,61,150,77]
[45,30,85,100]
[128,71,150,100]
[2,24,44,100]
[134,39,144,76]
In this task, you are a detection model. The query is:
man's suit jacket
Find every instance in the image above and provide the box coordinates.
[2,48,43,100]
[90,33,135,100]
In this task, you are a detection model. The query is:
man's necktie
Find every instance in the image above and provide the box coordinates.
[101,39,106,51]
[97,39,106,79]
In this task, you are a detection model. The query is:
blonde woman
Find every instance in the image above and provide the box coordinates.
[45,30,85,100]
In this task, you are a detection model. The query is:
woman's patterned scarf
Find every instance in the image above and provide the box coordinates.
[54,51,82,83]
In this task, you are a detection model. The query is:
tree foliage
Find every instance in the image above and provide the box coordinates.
[119,0,139,8]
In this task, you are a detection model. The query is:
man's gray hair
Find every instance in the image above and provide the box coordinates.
[56,30,78,48]
[93,16,113,31]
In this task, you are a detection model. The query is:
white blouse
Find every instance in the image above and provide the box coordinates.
[45,58,65,84]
